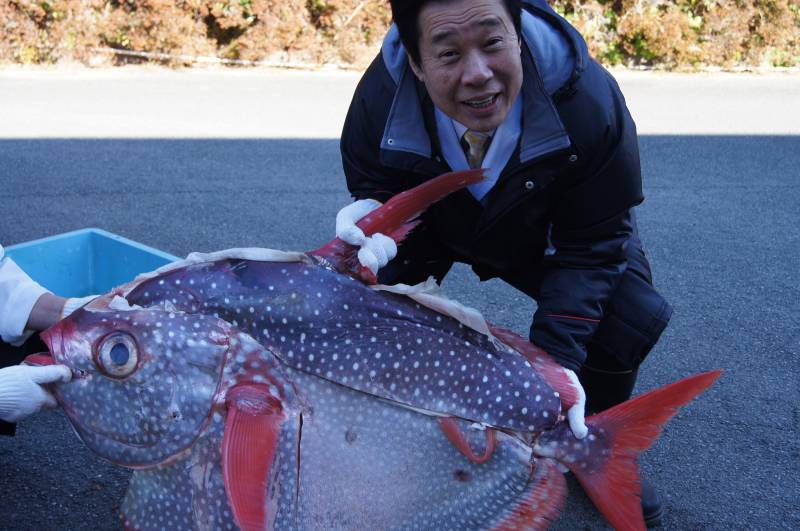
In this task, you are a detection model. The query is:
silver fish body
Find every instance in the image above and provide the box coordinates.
[43,255,566,529]
[38,172,720,531]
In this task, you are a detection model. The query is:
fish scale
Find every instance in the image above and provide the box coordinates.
[128,259,563,434]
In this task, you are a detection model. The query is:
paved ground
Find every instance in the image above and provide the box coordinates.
[0,67,798,530]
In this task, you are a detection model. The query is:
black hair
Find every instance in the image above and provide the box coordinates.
[389,0,523,67]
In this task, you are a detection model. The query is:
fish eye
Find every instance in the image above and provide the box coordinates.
[96,332,139,378]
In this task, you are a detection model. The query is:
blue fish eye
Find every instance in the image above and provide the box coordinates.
[109,343,130,366]
[97,333,139,378]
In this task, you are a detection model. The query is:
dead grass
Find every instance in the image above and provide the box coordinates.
[0,1,796,69]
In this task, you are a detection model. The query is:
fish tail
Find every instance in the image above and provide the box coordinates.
[535,370,722,530]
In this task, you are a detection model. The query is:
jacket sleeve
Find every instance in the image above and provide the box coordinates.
[530,76,643,372]
[340,55,457,287]
[0,246,48,346]
[340,54,416,203]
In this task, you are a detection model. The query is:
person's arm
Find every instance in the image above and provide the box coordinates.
[530,75,644,372]
[25,292,67,332]
[338,54,442,278]
[532,210,635,371]
[0,248,51,346]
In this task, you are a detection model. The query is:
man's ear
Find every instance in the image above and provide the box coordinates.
[407,52,424,83]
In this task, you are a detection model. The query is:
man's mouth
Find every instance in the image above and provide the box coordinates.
[463,94,499,108]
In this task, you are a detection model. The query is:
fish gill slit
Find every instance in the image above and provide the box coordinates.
[294,412,304,518]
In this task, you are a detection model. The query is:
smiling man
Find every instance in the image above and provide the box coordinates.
[336,1,672,526]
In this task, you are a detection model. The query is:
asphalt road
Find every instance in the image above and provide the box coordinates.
[0,66,798,530]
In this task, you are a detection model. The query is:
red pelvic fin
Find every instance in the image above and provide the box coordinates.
[563,370,722,531]
[489,325,578,408]
[437,417,497,464]
[309,169,484,282]
[490,458,567,531]
[222,384,286,531]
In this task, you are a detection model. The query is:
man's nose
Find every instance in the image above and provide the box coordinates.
[462,51,492,85]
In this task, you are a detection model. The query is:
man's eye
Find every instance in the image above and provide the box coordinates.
[439,50,459,61]
[486,37,503,48]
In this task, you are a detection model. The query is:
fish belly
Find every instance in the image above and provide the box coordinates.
[275,368,536,530]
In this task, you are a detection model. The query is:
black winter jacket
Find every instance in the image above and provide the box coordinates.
[340,0,652,371]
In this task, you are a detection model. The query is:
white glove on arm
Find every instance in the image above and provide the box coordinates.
[61,295,98,319]
[0,364,72,423]
[563,368,589,439]
[336,199,398,275]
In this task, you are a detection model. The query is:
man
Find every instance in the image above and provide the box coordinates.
[336,0,672,525]
[0,243,87,434]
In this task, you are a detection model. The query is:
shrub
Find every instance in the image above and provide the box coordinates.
[0,0,796,69]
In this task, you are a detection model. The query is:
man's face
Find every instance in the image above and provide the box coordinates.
[409,0,523,133]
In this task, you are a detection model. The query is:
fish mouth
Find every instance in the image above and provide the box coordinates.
[24,352,56,366]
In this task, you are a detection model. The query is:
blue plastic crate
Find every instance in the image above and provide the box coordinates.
[5,228,179,298]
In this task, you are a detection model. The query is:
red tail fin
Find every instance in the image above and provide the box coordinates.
[535,370,722,530]
[309,169,484,282]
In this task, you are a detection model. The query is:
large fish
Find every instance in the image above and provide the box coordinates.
[28,170,720,530]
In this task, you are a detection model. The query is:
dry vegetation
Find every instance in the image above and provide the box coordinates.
[1,0,797,69]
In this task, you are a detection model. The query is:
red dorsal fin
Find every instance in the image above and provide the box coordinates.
[309,169,484,282]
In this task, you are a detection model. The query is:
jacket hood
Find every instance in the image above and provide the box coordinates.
[378,0,587,164]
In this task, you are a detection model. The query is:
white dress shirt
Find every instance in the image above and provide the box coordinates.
[0,244,48,346]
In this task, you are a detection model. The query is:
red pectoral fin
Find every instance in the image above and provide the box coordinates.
[438,417,497,464]
[222,384,286,531]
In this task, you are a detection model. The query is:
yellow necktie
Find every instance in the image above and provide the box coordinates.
[462,131,491,169]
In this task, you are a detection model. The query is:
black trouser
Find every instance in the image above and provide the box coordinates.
[579,220,672,412]
[0,335,48,436]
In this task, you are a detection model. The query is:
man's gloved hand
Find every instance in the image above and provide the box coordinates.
[0,364,71,423]
[336,199,398,276]
[563,368,588,439]
[61,295,98,319]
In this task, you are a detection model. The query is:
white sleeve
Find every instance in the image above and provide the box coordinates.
[0,244,49,346]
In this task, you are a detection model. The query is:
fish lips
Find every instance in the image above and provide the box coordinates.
[24,352,56,366]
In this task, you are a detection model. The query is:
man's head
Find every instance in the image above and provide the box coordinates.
[390,0,524,132]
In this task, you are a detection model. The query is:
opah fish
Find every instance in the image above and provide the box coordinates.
[29,170,720,530]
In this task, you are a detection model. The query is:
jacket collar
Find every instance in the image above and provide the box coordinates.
[379,3,584,165]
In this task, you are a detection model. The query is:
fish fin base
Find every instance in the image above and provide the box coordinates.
[309,170,483,280]
[438,417,497,464]
[222,384,286,531]
[565,370,722,531]
[490,458,567,531]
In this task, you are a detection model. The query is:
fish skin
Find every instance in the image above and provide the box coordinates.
[41,254,569,530]
[34,168,720,530]
[39,252,721,531]
[126,259,563,435]
[42,306,232,467]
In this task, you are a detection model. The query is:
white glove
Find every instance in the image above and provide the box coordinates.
[0,364,72,423]
[336,200,398,275]
[60,295,98,319]
[563,369,588,439]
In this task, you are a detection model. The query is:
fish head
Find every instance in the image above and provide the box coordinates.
[38,295,232,468]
